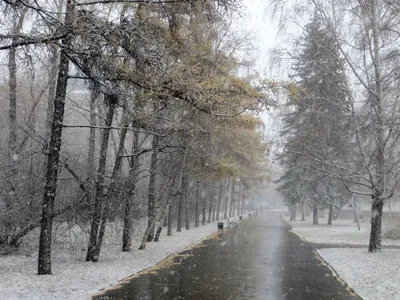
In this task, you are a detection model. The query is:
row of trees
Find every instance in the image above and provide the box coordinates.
[0,0,269,274]
[275,0,400,252]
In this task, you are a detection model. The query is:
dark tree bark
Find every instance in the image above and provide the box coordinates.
[215,184,223,221]
[45,45,58,142]
[142,188,174,247]
[351,200,361,232]
[87,84,98,180]
[5,7,27,244]
[241,189,246,214]
[154,203,170,242]
[38,0,74,275]
[184,176,190,230]
[202,184,207,225]
[223,178,230,219]
[327,204,333,225]
[177,188,183,232]
[163,215,168,227]
[122,131,139,252]
[86,94,117,262]
[139,196,166,249]
[312,201,318,225]
[176,148,188,232]
[147,135,159,242]
[292,201,297,221]
[369,195,384,252]
[195,180,200,227]
[85,83,99,218]
[237,182,242,217]
[207,186,214,223]
[212,186,217,222]
[6,29,18,242]
[167,202,173,236]
[229,178,236,218]
[290,200,294,221]
[91,118,128,262]
[301,201,306,221]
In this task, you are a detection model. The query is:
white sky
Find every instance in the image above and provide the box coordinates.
[238,1,283,170]
[239,0,279,75]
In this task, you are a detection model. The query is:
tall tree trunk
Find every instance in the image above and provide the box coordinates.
[6,28,18,242]
[163,215,168,227]
[237,182,242,217]
[327,204,333,225]
[37,0,74,275]
[91,117,127,262]
[241,190,246,214]
[139,197,167,249]
[207,186,214,223]
[155,202,172,242]
[5,7,27,243]
[216,183,223,221]
[293,202,297,221]
[176,148,188,232]
[177,190,183,232]
[167,202,173,236]
[212,186,217,222]
[312,201,318,225]
[301,201,306,221]
[290,200,295,221]
[229,178,236,218]
[202,184,207,225]
[350,196,361,232]
[224,178,230,219]
[184,176,190,230]
[369,195,383,252]
[147,135,158,242]
[122,131,139,252]
[367,0,385,253]
[86,94,117,262]
[45,45,58,142]
[195,180,200,227]
[86,84,98,217]
[87,84,98,179]
[334,205,342,220]
[141,187,174,248]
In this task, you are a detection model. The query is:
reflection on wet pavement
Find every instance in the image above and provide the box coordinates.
[94,211,358,300]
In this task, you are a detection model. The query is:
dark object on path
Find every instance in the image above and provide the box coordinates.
[239,216,243,220]
[249,213,252,216]
[217,222,224,232]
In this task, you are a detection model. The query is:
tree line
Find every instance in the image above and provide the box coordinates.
[274,0,400,252]
[0,0,269,274]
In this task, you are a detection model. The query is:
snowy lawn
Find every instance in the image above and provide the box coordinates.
[285,215,400,246]
[0,216,244,300]
[318,248,400,300]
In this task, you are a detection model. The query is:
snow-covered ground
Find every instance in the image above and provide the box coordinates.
[285,215,400,246]
[288,215,400,299]
[318,248,400,300]
[0,216,243,300]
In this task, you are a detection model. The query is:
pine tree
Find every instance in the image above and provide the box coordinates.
[278,15,353,225]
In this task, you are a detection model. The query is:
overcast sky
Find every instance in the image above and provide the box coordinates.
[240,0,279,74]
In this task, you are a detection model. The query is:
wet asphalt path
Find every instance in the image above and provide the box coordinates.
[94,211,358,300]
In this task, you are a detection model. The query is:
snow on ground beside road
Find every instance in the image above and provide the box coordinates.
[318,248,400,300]
[0,215,245,300]
[285,215,400,246]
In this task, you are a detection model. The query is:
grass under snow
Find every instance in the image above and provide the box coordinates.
[0,216,242,300]
[286,214,400,300]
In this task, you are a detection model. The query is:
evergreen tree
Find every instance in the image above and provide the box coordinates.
[278,15,353,224]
